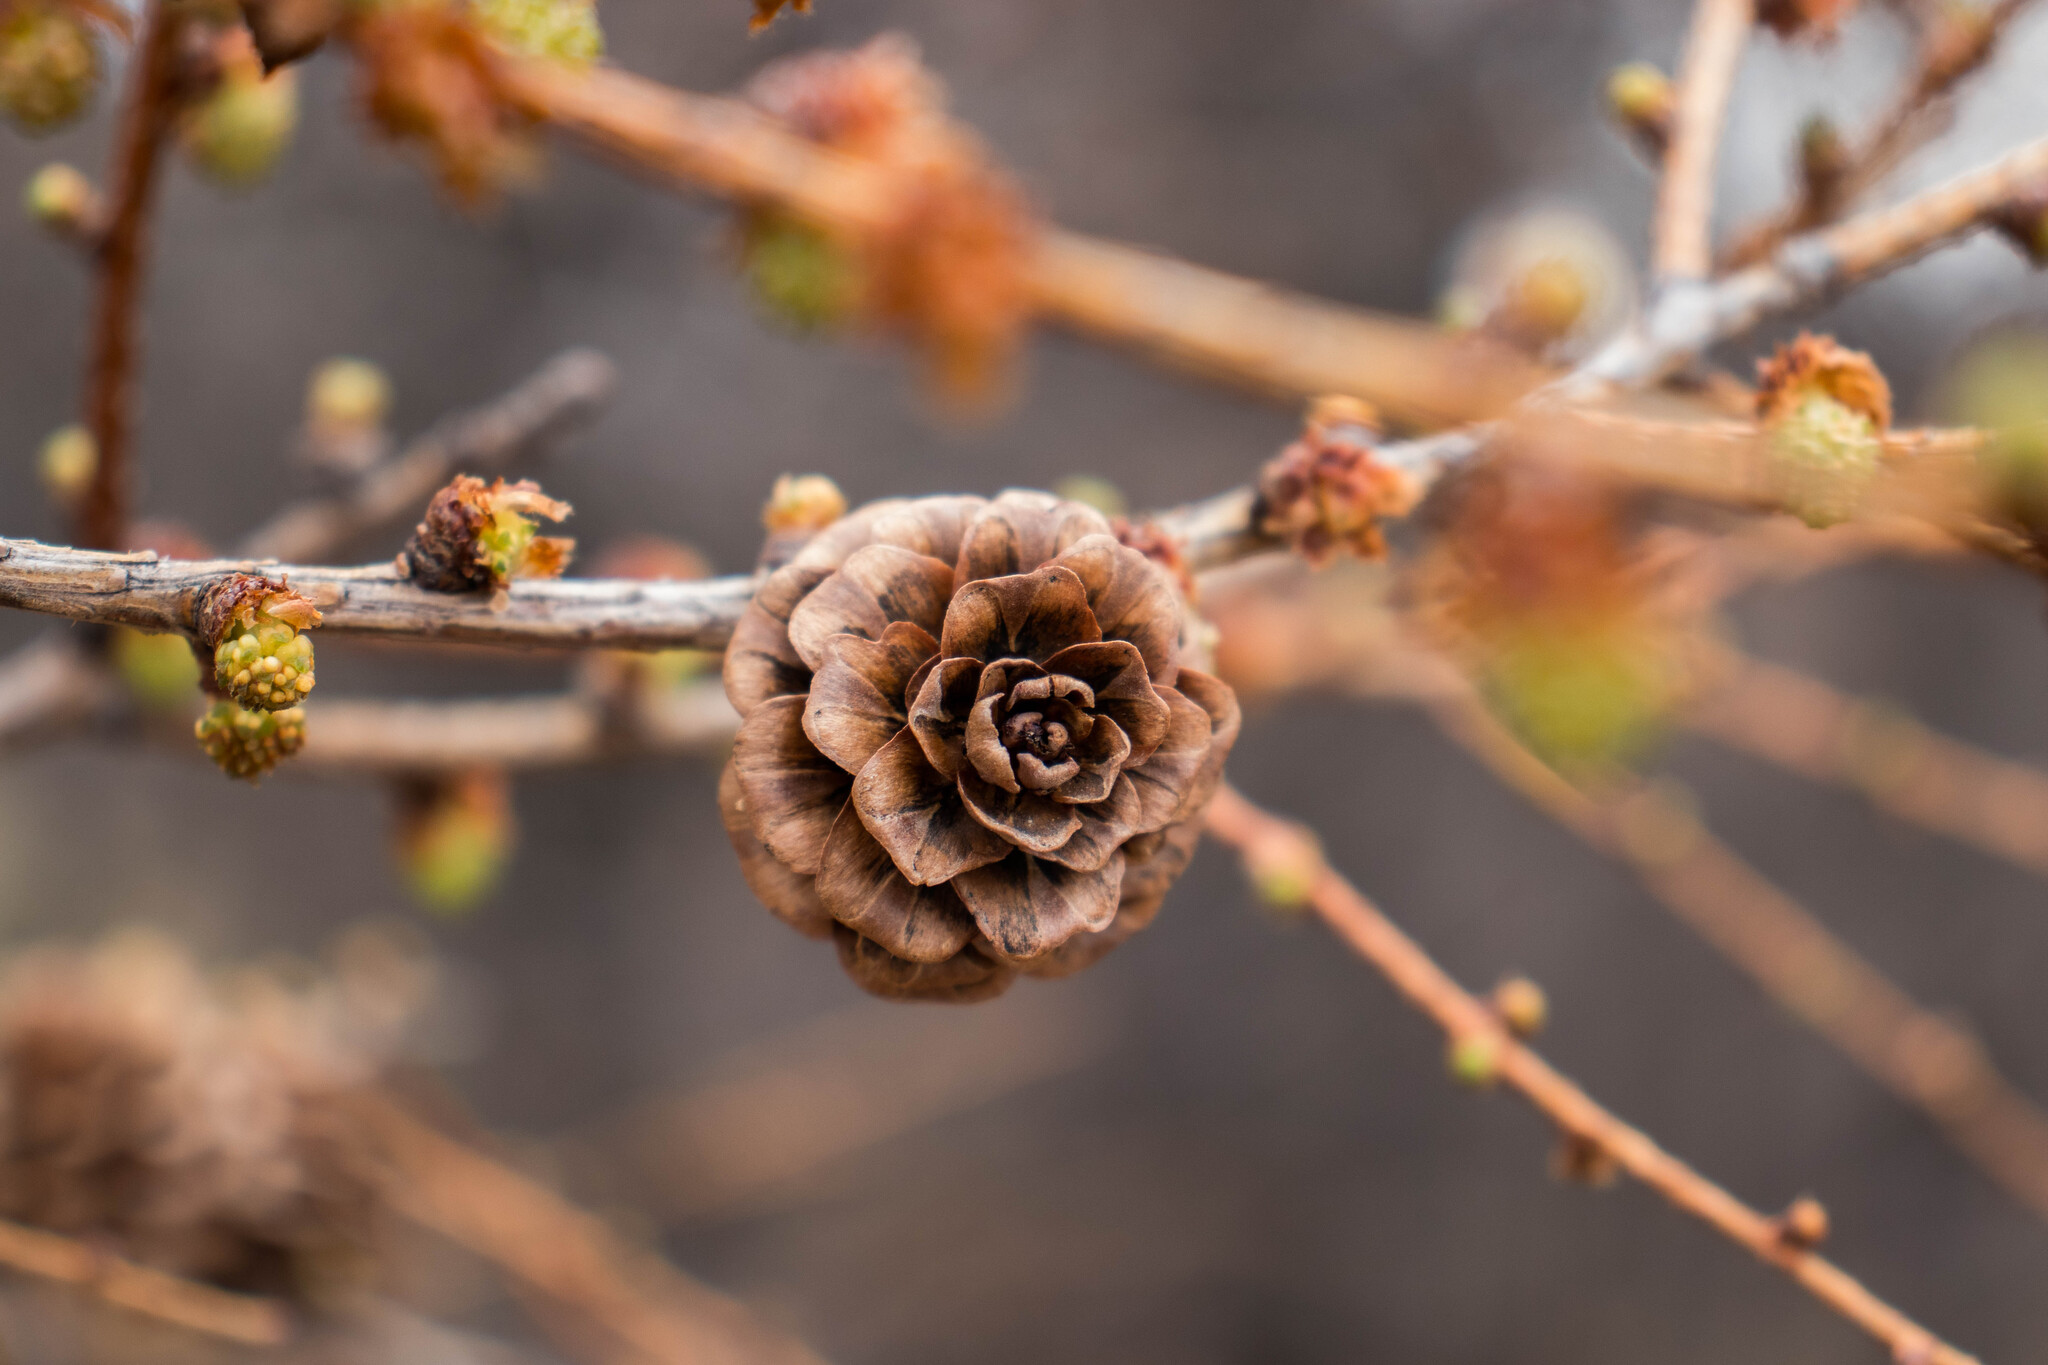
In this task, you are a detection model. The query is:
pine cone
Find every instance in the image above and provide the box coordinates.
[0,935,380,1296]
[721,491,1239,1001]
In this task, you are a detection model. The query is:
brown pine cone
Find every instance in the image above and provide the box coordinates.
[721,490,1239,1002]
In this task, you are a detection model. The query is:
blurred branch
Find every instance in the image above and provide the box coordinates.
[1202,783,1981,1365]
[0,539,757,652]
[350,1091,828,1365]
[495,57,1554,426]
[240,348,618,563]
[0,1214,289,1346]
[1654,0,1754,280]
[0,638,111,753]
[1426,695,2048,1227]
[1722,0,2039,268]
[1687,644,2048,882]
[1577,132,2048,391]
[76,0,180,552]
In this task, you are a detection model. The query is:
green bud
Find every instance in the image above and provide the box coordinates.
[1447,1034,1501,1088]
[195,699,306,781]
[23,161,96,235]
[214,617,316,711]
[112,628,201,710]
[0,6,99,132]
[1053,474,1128,518]
[37,423,95,505]
[472,0,603,64]
[743,215,859,332]
[1482,622,1673,773]
[182,67,298,187]
[397,774,513,914]
[307,356,392,431]
[1766,393,1881,528]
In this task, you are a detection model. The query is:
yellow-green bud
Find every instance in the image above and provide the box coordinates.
[1606,61,1673,152]
[743,216,859,332]
[472,0,602,63]
[182,66,298,187]
[1766,392,1882,528]
[397,773,514,914]
[1052,474,1128,519]
[195,699,306,781]
[112,628,201,710]
[307,356,392,432]
[37,423,95,505]
[1491,976,1549,1039]
[0,6,99,132]
[763,473,848,535]
[1447,1034,1501,1089]
[23,161,97,236]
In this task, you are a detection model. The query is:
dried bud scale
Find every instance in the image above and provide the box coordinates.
[0,2,99,132]
[199,575,321,711]
[749,0,811,32]
[403,474,574,591]
[196,698,307,780]
[1756,0,1861,40]
[722,490,1238,1000]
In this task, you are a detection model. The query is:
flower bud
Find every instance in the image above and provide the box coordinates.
[473,0,603,64]
[1052,474,1127,519]
[1606,61,1672,155]
[1775,1194,1830,1249]
[402,475,574,591]
[23,161,98,238]
[1446,1033,1501,1089]
[741,214,860,332]
[182,63,298,188]
[196,699,306,781]
[37,423,94,505]
[1491,975,1549,1039]
[762,472,847,534]
[1755,333,1891,528]
[0,5,98,132]
[198,574,321,712]
[395,771,514,914]
[1254,405,1416,566]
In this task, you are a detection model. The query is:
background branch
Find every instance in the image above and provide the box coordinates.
[0,1215,289,1347]
[1203,783,1981,1365]
[76,0,180,551]
[1654,0,1754,280]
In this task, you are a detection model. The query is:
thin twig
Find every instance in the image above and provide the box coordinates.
[76,0,181,552]
[1688,644,2048,882]
[348,1091,827,1365]
[1655,0,1755,280]
[0,538,757,652]
[1203,783,1980,1365]
[1720,0,2039,268]
[0,1215,289,1346]
[1426,694,2048,1227]
[240,348,618,563]
[495,57,1555,425]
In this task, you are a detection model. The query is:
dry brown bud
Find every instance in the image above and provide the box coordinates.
[1491,975,1549,1038]
[1756,0,1861,41]
[1550,1131,1621,1187]
[721,491,1238,999]
[402,474,574,592]
[1755,332,1892,431]
[1110,517,1197,602]
[1775,1194,1831,1249]
[1254,405,1418,566]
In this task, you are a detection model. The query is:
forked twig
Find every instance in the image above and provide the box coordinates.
[1203,783,1980,1365]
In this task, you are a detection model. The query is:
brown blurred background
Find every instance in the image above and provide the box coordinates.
[5,1,2048,1360]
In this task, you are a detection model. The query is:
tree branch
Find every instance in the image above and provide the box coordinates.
[494,57,1555,426]
[240,347,618,563]
[1427,694,2048,1228]
[0,1214,290,1346]
[76,0,181,551]
[1203,784,1980,1365]
[1655,0,1755,280]
[0,538,757,652]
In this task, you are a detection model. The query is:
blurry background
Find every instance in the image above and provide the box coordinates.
[4,0,2048,1360]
